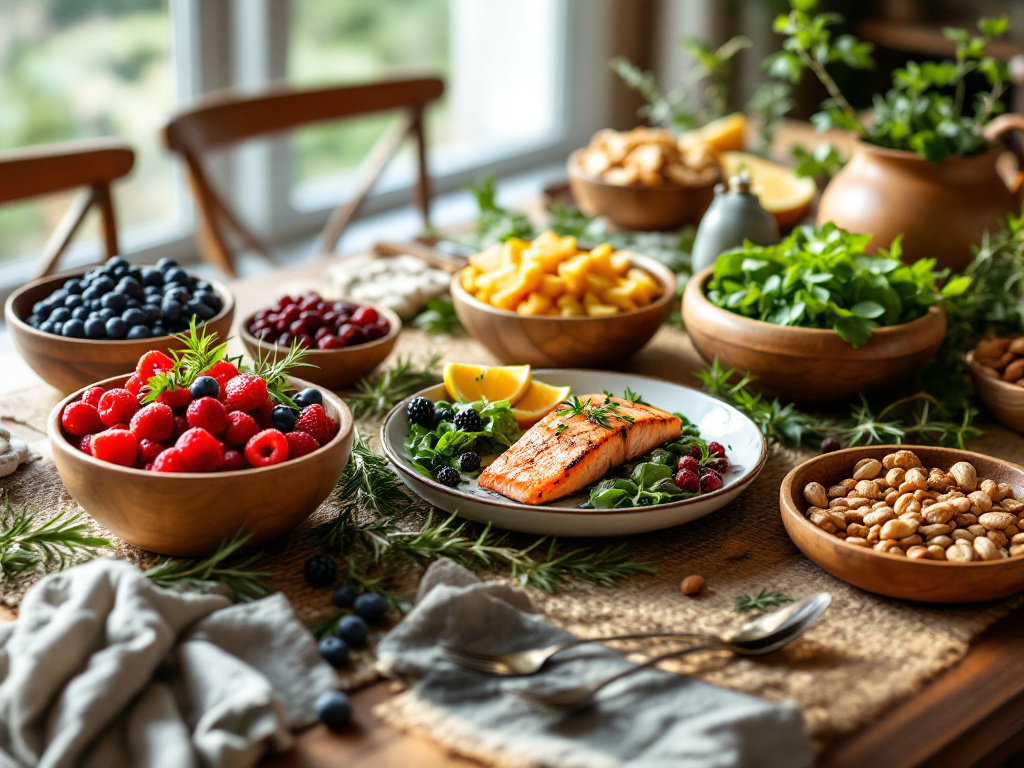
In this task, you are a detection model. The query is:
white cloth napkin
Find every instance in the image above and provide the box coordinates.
[376,560,815,768]
[0,559,338,768]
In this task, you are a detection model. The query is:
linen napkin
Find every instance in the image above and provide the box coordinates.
[376,560,814,768]
[0,558,338,768]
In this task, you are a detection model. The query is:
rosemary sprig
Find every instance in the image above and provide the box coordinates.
[734,588,792,615]
[144,528,273,602]
[243,339,314,408]
[143,318,231,404]
[0,497,111,578]
[347,354,442,420]
[555,395,635,435]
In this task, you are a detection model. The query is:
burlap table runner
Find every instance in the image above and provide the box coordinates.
[1,325,1020,747]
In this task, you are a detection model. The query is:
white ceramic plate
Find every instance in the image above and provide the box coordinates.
[380,370,767,537]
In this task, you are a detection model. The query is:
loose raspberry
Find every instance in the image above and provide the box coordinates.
[97,389,139,428]
[186,397,229,436]
[224,374,268,413]
[224,411,259,446]
[137,438,167,464]
[136,350,174,381]
[152,447,190,473]
[285,430,320,459]
[205,360,239,391]
[62,401,103,436]
[244,429,289,467]
[76,434,95,454]
[156,386,191,411]
[124,375,145,398]
[175,427,224,472]
[81,387,105,408]
[294,404,332,445]
[221,449,248,471]
[252,398,275,428]
[130,402,175,442]
[90,429,138,466]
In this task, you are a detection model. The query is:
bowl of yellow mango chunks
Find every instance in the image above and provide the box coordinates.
[451,231,675,367]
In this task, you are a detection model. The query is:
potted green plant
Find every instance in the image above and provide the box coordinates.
[769,0,1023,271]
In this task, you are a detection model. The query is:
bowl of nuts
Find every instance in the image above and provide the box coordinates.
[780,445,1024,603]
[967,337,1024,432]
[567,127,720,231]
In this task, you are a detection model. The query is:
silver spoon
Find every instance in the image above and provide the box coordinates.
[511,592,831,711]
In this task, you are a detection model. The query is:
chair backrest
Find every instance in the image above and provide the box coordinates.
[163,76,445,275]
[0,139,134,277]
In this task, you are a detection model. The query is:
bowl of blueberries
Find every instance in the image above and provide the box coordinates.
[5,257,234,394]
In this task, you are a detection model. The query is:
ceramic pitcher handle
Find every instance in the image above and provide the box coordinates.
[982,114,1024,192]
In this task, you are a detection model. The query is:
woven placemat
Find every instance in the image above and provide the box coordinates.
[1,325,1020,747]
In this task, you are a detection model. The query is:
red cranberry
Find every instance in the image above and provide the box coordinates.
[333,301,356,314]
[351,306,379,326]
[314,326,332,341]
[700,469,723,493]
[254,309,272,322]
[250,319,271,333]
[321,311,338,325]
[277,332,293,347]
[296,334,314,348]
[299,310,323,330]
[689,444,702,459]
[364,321,389,340]
[275,295,295,310]
[273,319,289,334]
[674,469,699,493]
[255,327,275,342]
[289,319,307,336]
[337,323,366,346]
[317,334,341,349]
[705,456,729,473]
[707,441,726,458]
[281,305,301,324]
[677,455,699,474]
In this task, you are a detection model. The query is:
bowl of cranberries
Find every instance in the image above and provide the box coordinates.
[5,258,235,394]
[240,292,401,390]
[48,344,353,557]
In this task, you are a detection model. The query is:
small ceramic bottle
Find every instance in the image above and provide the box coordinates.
[690,172,779,274]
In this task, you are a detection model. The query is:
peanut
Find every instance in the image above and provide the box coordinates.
[954,512,978,527]
[979,511,1016,530]
[803,482,828,509]
[828,480,856,497]
[1011,544,1024,558]
[988,530,1009,548]
[906,546,930,560]
[681,575,705,596]
[980,479,999,499]
[974,536,1001,561]
[863,507,897,527]
[926,545,947,560]
[853,458,883,480]
[951,529,976,543]
[846,537,870,547]
[968,491,993,514]
[885,467,906,488]
[1000,497,1023,513]
[919,523,951,538]
[923,502,956,525]
[949,462,978,492]
[854,480,881,500]
[881,518,918,540]
[927,535,954,549]
[947,541,975,562]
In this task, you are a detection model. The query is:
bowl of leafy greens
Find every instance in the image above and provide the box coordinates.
[682,223,968,402]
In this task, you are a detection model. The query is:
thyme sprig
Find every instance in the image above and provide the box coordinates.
[735,588,792,615]
[243,339,314,408]
[555,395,635,435]
[347,355,442,420]
[0,497,110,579]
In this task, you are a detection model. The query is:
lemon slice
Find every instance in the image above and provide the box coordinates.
[511,380,572,428]
[443,363,532,404]
[679,112,746,153]
[719,151,816,229]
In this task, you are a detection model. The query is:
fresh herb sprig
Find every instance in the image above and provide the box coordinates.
[144,528,273,602]
[243,340,313,408]
[556,395,635,435]
[0,497,110,579]
[347,355,442,420]
[735,588,792,615]
[413,297,464,336]
[791,142,846,182]
[142,318,233,404]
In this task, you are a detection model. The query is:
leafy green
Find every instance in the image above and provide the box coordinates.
[0,496,110,579]
[413,296,464,336]
[791,142,846,182]
[705,223,963,348]
[468,176,534,245]
[404,399,522,479]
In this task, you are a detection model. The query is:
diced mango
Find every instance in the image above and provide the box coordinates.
[557,254,592,293]
[587,243,617,278]
[556,294,584,315]
[491,287,525,312]
[459,266,479,293]
[610,252,632,276]
[539,274,568,300]
[469,244,503,272]
[516,292,553,315]
[585,272,615,294]
[474,263,518,291]
[602,285,639,312]
[586,303,619,317]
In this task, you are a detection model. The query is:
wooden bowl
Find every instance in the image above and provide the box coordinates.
[6,270,235,395]
[48,374,353,556]
[682,267,946,402]
[240,303,401,390]
[967,351,1024,432]
[781,445,1024,603]
[451,253,675,368]
[567,150,718,231]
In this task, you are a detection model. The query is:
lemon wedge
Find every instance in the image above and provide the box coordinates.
[719,151,816,229]
[511,380,572,428]
[679,113,746,153]
[443,363,532,404]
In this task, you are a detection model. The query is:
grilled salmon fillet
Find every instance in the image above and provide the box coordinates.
[478,395,681,505]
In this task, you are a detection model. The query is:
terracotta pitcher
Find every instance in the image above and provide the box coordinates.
[817,113,1024,272]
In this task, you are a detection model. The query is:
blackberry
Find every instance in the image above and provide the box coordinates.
[453,408,483,432]
[433,407,455,426]
[820,437,842,454]
[458,451,481,473]
[435,465,460,488]
[303,554,337,587]
[406,396,436,427]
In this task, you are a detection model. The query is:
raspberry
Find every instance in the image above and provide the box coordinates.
[674,469,699,493]
[285,430,320,459]
[129,402,175,442]
[152,447,190,473]
[326,417,337,439]
[137,438,166,464]
[677,455,700,474]
[62,401,103,436]
[224,411,259,446]
[136,350,174,381]
[186,397,229,436]
[707,441,726,458]
[172,415,189,440]
[221,449,247,471]
[124,375,145,398]
[156,386,191,411]
[205,360,239,391]
[81,387,105,408]
[90,429,138,466]
[244,429,289,467]
[224,374,268,413]
[76,434,95,454]
[97,388,139,428]
[294,404,332,445]
[252,398,275,428]
[176,427,224,472]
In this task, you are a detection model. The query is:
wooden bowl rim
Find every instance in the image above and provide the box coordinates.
[780,444,1024,570]
[567,149,720,192]
[48,373,353,479]
[451,252,676,322]
[687,266,946,341]
[238,301,403,359]
[966,350,1024,396]
[5,268,235,347]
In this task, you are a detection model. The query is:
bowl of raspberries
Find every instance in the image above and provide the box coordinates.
[47,329,352,556]
[5,258,234,394]
[240,292,401,389]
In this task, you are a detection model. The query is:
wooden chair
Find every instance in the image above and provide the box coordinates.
[162,76,445,276]
[0,139,134,277]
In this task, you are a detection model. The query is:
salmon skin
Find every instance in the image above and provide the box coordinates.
[478,395,682,505]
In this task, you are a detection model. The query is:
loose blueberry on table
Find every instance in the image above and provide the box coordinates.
[247,292,390,350]
[26,257,222,340]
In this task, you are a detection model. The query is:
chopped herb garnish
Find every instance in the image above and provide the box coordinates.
[734,588,792,615]
[555,395,636,435]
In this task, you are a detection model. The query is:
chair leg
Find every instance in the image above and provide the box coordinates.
[93,182,120,263]
[37,188,94,278]
[412,109,432,229]
[184,160,238,277]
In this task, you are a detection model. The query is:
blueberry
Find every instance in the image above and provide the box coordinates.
[50,288,69,302]
[304,554,337,587]
[81,286,104,303]
[164,267,189,286]
[272,405,298,431]
[97,308,116,321]
[318,636,350,668]
[150,324,167,337]
[353,593,387,624]
[92,276,114,294]
[39,321,57,334]
[142,268,164,287]
[293,388,323,409]
[122,308,146,327]
[32,300,51,318]
[336,615,368,647]
[331,584,359,609]
[143,304,161,323]
[125,298,142,310]
[187,299,215,320]
[62,319,86,338]
[64,279,84,295]
[127,325,151,340]
[116,277,144,299]
[195,279,212,291]
[315,691,352,731]
[107,256,129,270]
[64,294,83,309]
[102,293,127,311]
[83,318,106,339]
[161,298,183,321]
[190,375,220,400]
[49,308,71,324]
[105,318,128,339]
[156,257,179,272]
[71,307,90,321]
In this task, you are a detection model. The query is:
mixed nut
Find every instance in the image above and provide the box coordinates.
[575,126,720,187]
[971,336,1024,384]
[802,450,1024,562]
